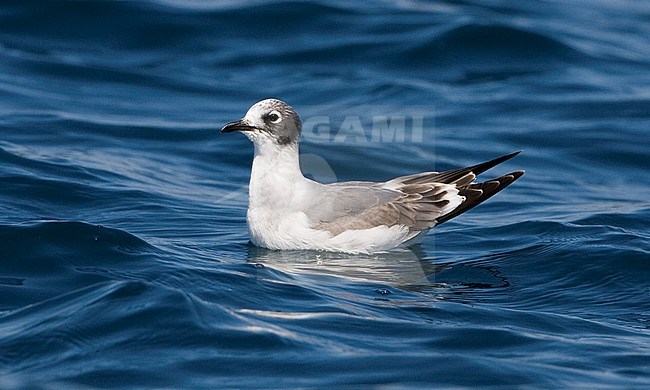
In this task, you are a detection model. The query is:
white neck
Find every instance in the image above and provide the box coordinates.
[248,139,305,209]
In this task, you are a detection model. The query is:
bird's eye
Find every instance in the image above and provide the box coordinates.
[267,110,282,123]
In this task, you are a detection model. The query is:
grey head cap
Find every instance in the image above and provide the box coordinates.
[221,98,302,146]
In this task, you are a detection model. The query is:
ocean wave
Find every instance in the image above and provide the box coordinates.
[400,23,586,68]
[1,0,649,387]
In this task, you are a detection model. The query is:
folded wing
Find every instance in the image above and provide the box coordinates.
[305,152,524,239]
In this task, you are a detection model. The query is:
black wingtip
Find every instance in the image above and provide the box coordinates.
[471,151,522,176]
[435,169,525,225]
[423,151,523,185]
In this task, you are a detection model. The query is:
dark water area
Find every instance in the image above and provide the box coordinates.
[1,0,649,387]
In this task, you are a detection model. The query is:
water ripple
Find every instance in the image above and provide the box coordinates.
[1,0,649,387]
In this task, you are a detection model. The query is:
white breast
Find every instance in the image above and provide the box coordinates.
[245,138,414,254]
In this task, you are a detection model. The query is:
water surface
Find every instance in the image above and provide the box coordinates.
[1,0,649,387]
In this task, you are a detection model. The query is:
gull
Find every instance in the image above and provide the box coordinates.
[221,99,524,254]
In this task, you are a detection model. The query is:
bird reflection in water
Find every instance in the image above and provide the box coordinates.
[245,244,510,298]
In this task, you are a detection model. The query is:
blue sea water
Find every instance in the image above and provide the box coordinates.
[1,0,649,387]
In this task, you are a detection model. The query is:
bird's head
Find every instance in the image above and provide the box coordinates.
[221,99,302,147]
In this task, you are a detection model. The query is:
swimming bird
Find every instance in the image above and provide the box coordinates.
[221,99,524,254]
